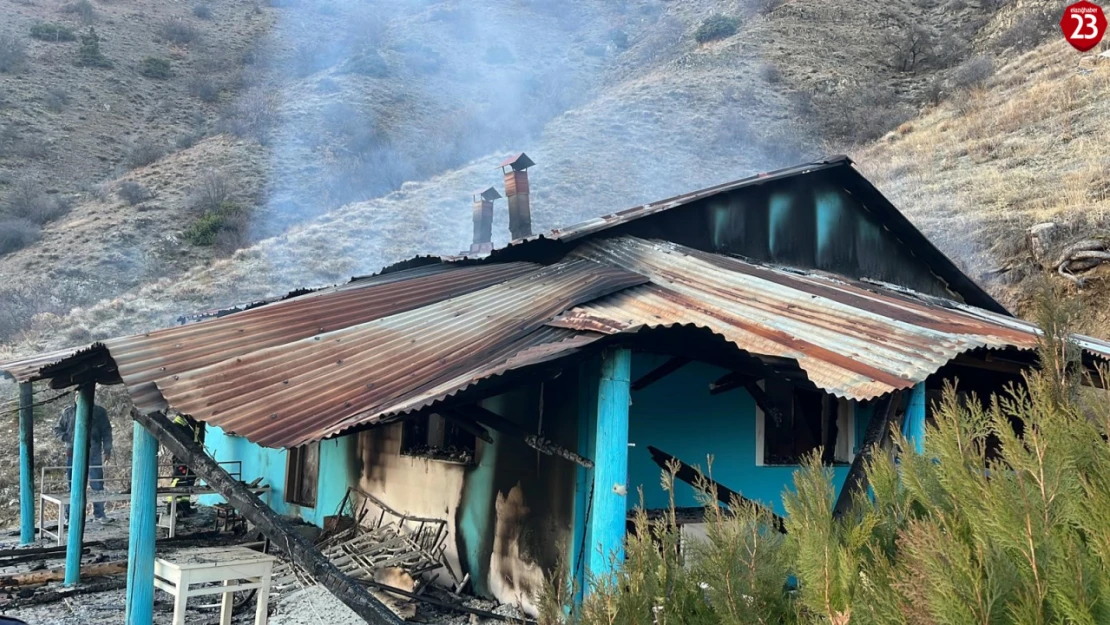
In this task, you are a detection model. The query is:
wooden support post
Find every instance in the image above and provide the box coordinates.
[19,382,35,546]
[903,382,926,454]
[586,347,631,581]
[64,382,94,586]
[129,408,402,625]
[125,422,158,624]
[832,392,901,519]
[631,357,689,392]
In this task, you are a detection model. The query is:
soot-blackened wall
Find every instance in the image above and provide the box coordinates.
[620,171,955,300]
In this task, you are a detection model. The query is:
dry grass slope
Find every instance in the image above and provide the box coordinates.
[860,40,1110,328]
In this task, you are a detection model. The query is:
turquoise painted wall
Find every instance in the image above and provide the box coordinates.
[626,354,855,516]
[200,426,354,527]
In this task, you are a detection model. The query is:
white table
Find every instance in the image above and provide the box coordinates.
[154,546,277,625]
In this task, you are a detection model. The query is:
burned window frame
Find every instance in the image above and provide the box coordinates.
[400,413,477,465]
[754,379,854,466]
[285,441,319,508]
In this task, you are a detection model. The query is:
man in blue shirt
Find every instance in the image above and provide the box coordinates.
[54,390,114,523]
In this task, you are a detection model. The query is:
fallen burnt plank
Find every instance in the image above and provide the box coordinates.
[646,445,786,533]
[357,578,538,624]
[0,543,102,559]
[452,405,594,469]
[0,560,127,587]
[0,577,127,609]
[132,408,403,625]
[832,391,902,519]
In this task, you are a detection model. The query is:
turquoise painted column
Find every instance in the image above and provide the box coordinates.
[19,382,35,545]
[586,348,631,583]
[64,382,94,586]
[903,382,926,454]
[125,421,158,624]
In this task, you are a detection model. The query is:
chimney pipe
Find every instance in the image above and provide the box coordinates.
[470,186,500,253]
[500,152,535,240]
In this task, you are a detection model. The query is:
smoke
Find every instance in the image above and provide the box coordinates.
[222,0,820,286]
[236,0,612,238]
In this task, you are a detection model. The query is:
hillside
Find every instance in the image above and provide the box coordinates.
[859,38,1110,329]
[1,0,1021,350]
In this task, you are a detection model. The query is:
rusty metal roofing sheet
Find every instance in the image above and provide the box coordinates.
[551,236,1110,401]
[153,259,645,448]
[0,262,537,392]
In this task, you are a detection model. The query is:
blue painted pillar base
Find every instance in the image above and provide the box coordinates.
[903,382,926,454]
[64,383,94,586]
[585,348,632,586]
[19,382,35,545]
[126,421,158,624]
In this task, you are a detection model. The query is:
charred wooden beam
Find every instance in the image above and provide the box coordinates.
[452,405,594,469]
[129,408,403,625]
[832,391,902,519]
[0,560,127,588]
[357,578,538,624]
[708,371,756,395]
[437,413,494,444]
[646,445,786,533]
[742,380,787,427]
[631,357,690,391]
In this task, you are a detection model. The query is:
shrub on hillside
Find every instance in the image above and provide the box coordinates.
[0,34,27,74]
[159,20,200,45]
[45,88,70,112]
[189,170,231,214]
[192,4,213,19]
[2,180,72,224]
[951,55,994,90]
[0,219,40,255]
[888,24,934,72]
[184,201,247,251]
[188,76,219,102]
[694,15,739,44]
[117,181,152,205]
[139,56,172,79]
[126,140,166,168]
[30,23,77,42]
[60,0,96,24]
[219,88,280,144]
[759,62,783,84]
[76,28,112,68]
[808,84,913,144]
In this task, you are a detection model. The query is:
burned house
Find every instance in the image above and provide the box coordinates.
[4,155,1110,621]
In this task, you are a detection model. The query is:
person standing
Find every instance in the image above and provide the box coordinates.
[54,389,114,523]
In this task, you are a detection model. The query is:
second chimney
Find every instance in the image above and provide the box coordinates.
[471,186,501,253]
[500,152,535,240]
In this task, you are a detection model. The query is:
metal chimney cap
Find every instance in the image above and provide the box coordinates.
[499,152,535,171]
[473,186,502,201]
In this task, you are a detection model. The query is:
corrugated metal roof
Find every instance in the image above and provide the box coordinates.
[152,259,645,447]
[550,237,1110,401]
[0,262,537,393]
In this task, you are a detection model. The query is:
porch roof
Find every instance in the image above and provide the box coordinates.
[3,236,1108,449]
